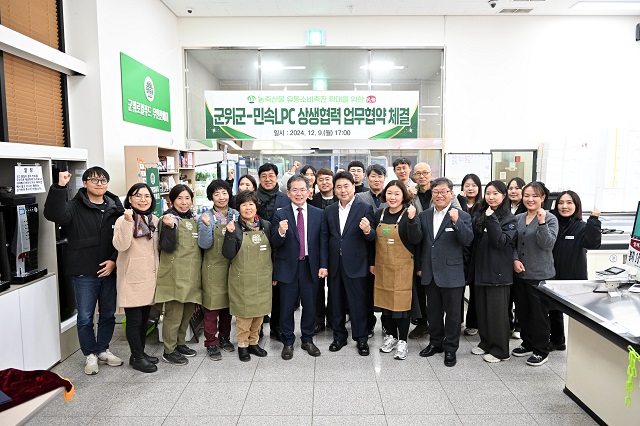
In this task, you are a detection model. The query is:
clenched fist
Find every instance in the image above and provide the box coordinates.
[537,208,546,224]
[407,204,416,219]
[123,209,134,222]
[485,206,494,217]
[162,214,174,228]
[279,219,288,234]
[359,217,371,234]
[226,220,236,233]
[202,213,211,227]
[58,171,72,187]
[449,209,459,224]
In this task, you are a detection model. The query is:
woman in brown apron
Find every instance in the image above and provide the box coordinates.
[222,190,273,362]
[371,180,422,360]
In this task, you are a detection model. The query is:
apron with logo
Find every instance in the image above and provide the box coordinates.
[374,208,414,311]
[201,224,230,310]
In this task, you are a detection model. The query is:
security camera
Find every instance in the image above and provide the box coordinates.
[187,7,193,14]
[489,1,496,8]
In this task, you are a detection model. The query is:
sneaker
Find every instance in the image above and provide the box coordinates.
[380,335,398,353]
[511,330,521,339]
[471,346,485,355]
[463,328,478,336]
[97,349,123,366]
[484,353,509,363]
[84,354,99,375]
[526,354,548,366]
[162,350,188,365]
[176,344,197,357]
[219,336,235,352]
[394,340,408,360]
[206,345,222,361]
[512,346,533,357]
[408,323,429,339]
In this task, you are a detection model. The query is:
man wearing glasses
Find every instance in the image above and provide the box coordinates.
[416,177,473,367]
[270,175,323,360]
[44,167,124,375]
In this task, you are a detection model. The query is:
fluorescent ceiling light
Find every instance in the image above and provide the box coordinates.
[260,61,306,70]
[572,1,640,10]
[360,61,405,70]
[353,83,392,86]
[268,83,309,87]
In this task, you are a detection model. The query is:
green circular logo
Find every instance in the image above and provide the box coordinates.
[382,227,391,236]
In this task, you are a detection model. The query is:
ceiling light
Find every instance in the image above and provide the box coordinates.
[353,83,392,86]
[268,83,309,87]
[260,61,306,70]
[572,1,640,10]
[360,61,405,70]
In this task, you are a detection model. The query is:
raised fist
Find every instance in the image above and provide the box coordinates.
[202,213,211,227]
[485,206,494,217]
[226,220,236,233]
[58,171,72,187]
[162,214,174,228]
[123,209,134,222]
[449,209,459,223]
[359,217,371,234]
[279,219,289,234]
[407,204,416,219]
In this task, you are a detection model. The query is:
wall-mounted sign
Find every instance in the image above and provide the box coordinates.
[14,165,45,194]
[145,167,163,217]
[120,53,171,131]
[205,90,418,140]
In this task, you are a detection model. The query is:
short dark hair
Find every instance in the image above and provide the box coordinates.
[392,157,411,169]
[507,177,526,190]
[124,183,156,213]
[431,177,453,191]
[238,174,257,191]
[366,164,387,177]
[168,184,193,204]
[522,181,549,200]
[552,190,583,219]
[333,171,354,186]
[380,180,413,207]
[82,166,110,182]
[287,174,310,190]
[299,165,317,177]
[348,160,365,172]
[316,168,334,178]
[258,163,279,176]
[206,179,231,201]
[235,189,258,208]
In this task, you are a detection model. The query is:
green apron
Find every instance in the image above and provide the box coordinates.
[201,224,230,310]
[228,229,272,318]
[155,217,202,304]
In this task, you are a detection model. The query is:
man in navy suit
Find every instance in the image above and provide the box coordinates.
[270,175,323,360]
[417,177,473,367]
[320,171,376,356]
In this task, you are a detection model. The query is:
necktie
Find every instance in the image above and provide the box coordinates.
[297,207,305,260]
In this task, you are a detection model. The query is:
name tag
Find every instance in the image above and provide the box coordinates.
[260,244,268,251]
[192,233,198,238]
[387,239,395,244]
[565,236,575,240]
[445,227,454,232]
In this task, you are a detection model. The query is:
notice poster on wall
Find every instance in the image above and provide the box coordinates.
[205,90,418,140]
[14,165,45,194]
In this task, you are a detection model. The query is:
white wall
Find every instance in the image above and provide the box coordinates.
[186,55,219,140]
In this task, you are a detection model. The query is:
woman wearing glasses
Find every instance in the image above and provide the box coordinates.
[113,183,160,373]
[156,184,202,366]
[511,182,558,366]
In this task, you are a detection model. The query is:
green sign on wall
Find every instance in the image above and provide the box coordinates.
[120,53,171,131]
[145,167,163,217]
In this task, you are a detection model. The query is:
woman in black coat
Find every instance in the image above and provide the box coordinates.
[469,180,517,362]
[549,190,601,351]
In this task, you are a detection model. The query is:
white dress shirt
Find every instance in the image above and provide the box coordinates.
[432,203,451,239]
[338,198,354,235]
[292,202,308,256]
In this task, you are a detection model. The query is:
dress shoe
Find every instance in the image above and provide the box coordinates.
[270,328,282,342]
[130,356,157,373]
[408,323,429,339]
[281,345,294,360]
[314,323,326,334]
[444,351,457,367]
[143,352,159,364]
[238,347,251,362]
[419,344,443,357]
[329,340,348,352]
[301,341,321,357]
[248,344,268,357]
[357,341,370,356]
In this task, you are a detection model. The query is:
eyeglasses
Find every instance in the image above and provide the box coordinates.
[413,171,431,177]
[432,190,451,196]
[133,194,152,200]
[289,188,309,194]
[86,178,108,185]
[523,194,541,199]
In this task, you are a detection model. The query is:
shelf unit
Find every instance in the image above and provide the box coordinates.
[124,146,196,211]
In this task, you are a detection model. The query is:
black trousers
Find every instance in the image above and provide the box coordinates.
[549,309,565,346]
[366,271,377,331]
[124,305,151,359]
[279,258,318,346]
[425,282,464,353]
[513,277,549,356]
[315,277,332,327]
[270,284,281,332]
[475,285,511,360]
[415,276,428,325]
[464,282,478,328]
[330,258,368,343]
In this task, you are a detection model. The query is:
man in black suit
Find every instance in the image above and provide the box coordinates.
[320,171,376,356]
[256,162,290,341]
[417,177,473,367]
[270,175,323,360]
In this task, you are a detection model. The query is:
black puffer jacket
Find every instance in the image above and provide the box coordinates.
[44,185,124,275]
[471,211,517,286]
[552,215,601,280]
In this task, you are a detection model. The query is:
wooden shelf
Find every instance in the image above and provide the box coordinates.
[159,171,179,175]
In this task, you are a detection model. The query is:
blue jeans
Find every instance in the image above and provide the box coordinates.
[72,275,117,356]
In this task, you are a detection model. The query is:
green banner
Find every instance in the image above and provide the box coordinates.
[120,53,171,131]
[145,167,163,217]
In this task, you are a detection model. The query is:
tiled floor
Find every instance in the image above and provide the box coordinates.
[31,311,596,426]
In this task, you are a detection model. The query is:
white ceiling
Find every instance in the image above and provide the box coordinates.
[161,0,640,17]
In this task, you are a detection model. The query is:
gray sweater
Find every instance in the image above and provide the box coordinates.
[513,211,558,280]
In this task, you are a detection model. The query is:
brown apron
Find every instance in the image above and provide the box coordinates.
[374,208,414,311]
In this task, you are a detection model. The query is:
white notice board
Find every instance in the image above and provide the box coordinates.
[444,153,492,186]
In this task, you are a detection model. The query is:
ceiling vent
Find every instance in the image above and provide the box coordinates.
[498,8,534,13]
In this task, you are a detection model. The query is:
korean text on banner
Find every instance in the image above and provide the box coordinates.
[15,165,45,195]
